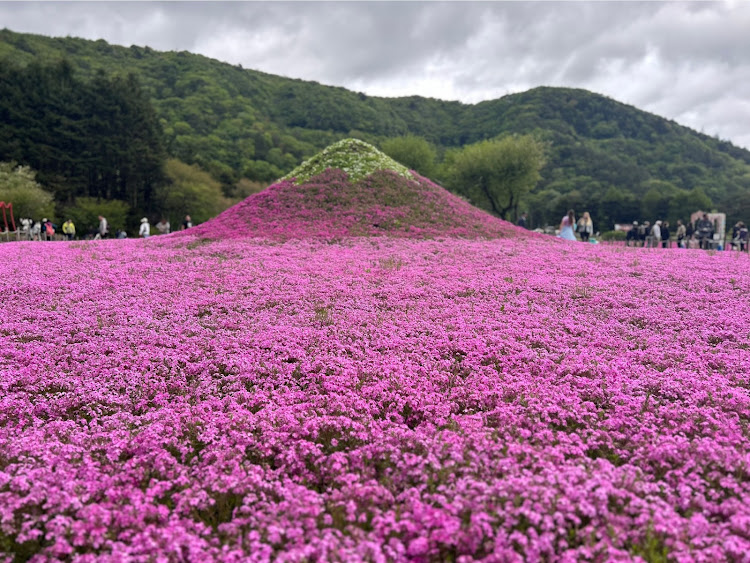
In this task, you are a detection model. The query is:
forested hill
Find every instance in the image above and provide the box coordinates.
[2,28,750,229]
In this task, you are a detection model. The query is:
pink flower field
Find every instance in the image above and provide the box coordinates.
[2,232,750,562]
[1,153,750,562]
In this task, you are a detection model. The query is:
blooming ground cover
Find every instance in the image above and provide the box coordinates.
[1,233,750,562]
[191,168,517,242]
[192,139,518,242]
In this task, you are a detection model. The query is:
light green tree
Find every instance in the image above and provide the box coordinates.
[0,161,55,221]
[444,135,546,221]
[155,159,231,224]
[61,197,130,236]
[229,178,267,202]
[380,135,438,177]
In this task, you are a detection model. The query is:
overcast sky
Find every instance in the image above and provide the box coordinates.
[2,1,750,150]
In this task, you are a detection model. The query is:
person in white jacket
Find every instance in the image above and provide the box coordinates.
[650,220,662,248]
[96,215,108,239]
[139,217,150,238]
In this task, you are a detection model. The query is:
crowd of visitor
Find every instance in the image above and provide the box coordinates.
[12,214,193,241]
[517,210,749,251]
[625,213,748,251]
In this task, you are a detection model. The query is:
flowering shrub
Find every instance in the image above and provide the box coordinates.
[278,139,413,185]
[1,234,750,561]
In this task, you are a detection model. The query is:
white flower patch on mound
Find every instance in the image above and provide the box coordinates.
[279,138,414,185]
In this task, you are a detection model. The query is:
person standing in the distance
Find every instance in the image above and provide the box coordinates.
[139,217,151,238]
[517,212,528,229]
[731,222,741,249]
[626,221,639,247]
[31,220,41,241]
[685,220,694,242]
[42,218,55,241]
[661,221,670,248]
[181,215,193,230]
[676,220,687,248]
[650,220,662,249]
[739,222,749,252]
[559,210,577,241]
[638,221,649,247]
[62,218,76,241]
[730,221,748,252]
[155,218,171,235]
[577,212,593,242]
[19,218,31,240]
[695,213,714,250]
[96,215,108,240]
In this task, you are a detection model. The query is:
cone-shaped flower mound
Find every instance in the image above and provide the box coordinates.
[188,139,521,241]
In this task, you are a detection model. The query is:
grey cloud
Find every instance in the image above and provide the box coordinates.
[242,2,489,83]
[0,1,748,149]
[641,2,750,66]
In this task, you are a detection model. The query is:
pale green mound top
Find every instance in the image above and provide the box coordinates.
[278,138,415,185]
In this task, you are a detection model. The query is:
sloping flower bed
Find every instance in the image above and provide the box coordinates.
[188,139,522,241]
[1,236,749,561]
[190,169,520,242]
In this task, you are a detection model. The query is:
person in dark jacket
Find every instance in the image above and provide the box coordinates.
[695,214,714,249]
[638,221,650,247]
[517,213,528,229]
[661,221,670,248]
[626,222,639,246]
[731,222,748,252]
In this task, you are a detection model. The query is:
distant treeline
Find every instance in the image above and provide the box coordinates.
[0,59,164,210]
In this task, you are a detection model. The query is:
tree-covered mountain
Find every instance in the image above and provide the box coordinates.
[2,28,750,230]
[0,59,165,208]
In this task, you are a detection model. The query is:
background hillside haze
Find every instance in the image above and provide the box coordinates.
[2,28,750,232]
